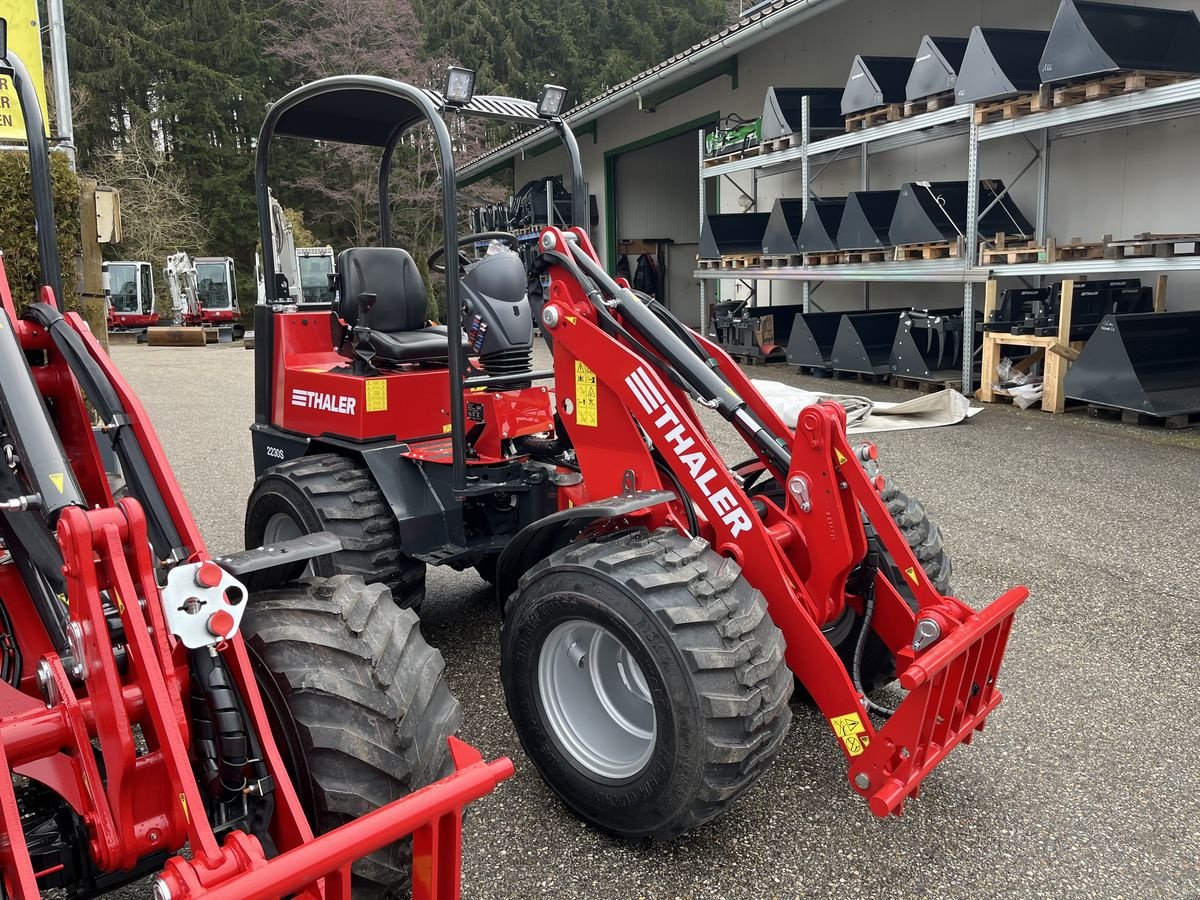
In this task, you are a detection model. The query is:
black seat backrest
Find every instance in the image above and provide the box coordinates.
[337,247,428,332]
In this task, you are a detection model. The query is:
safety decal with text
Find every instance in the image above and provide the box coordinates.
[574,360,598,427]
[365,379,388,413]
[48,473,64,493]
[830,712,869,757]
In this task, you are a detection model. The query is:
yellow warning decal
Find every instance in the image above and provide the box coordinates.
[365,379,388,412]
[830,712,869,757]
[565,315,577,325]
[904,566,920,586]
[113,591,125,614]
[834,448,848,466]
[180,793,190,824]
[49,473,65,493]
[574,360,598,427]
[442,423,453,433]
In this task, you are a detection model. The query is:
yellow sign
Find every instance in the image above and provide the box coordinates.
[834,448,848,466]
[574,360,597,427]
[904,566,919,586]
[0,2,50,140]
[365,379,388,412]
[48,472,64,493]
[830,712,869,757]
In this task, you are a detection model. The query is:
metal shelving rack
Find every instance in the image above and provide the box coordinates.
[696,77,1200,391]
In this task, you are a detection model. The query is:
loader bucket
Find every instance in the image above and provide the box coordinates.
[841,55,915,115]
[761,87,845,140]
[796,198,847,253]
[1039,0,1200,83]
[906,35,969,100]
[698,212,771,259]
[1064,311,1200,417]
[831,311,905,375]
[889,180,1033,245]
[762,198,806,256]
[889,308,980,380]
[956,27,1050,104]
[148,326,209,347]
[785,310,845,371]
[837,190,900,251]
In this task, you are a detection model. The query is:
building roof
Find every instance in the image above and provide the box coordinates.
[458,0,844,180]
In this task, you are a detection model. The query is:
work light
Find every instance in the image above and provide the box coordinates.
[537,84,568,118]
[444,66,476,105]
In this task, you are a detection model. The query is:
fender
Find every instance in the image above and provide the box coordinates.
[494,489,675,606]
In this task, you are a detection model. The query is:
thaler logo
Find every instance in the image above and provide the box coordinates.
[624,367,752,537]
[291,388,357,415]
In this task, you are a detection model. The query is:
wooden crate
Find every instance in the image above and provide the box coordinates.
[844,103,903,132]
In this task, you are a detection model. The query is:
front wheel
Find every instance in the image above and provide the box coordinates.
[500,528,792,840]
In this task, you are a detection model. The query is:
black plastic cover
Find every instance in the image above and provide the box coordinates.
[762,199,805,255]
[906,36,970,101]
[841,56,916,114]
[761,88,845,140]
[1039,0,1200,83]
[795,198,847,253]
[786,310,846,370]
[837,191,901,250]
[956,27,1051,103]
[1064,311,1200,416]
[698,213,771,258]
[888,180,1034,245]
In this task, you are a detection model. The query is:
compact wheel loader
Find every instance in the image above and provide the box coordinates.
[0,35,510,900]
[246,70,1027,839]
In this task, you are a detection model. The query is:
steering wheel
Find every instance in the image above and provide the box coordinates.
[427,232,520,273]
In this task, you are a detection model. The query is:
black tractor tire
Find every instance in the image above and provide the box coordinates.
[245,453,426,610]
[241,575,462,899]
[749,474,952,692]
[500,528,793,840]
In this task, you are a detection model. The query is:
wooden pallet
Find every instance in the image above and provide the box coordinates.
[719,254,762,270]
[1051,70,1192,108]
[730,351,784,367]
[972,87,1052,125]
[697,257,721,270]
[760,133,801,154]
[802,251,840,267]
[761,254,802,268]
[839,249,890,264]
[891,375,962,394]
[903,92,955,118]
[702,143,763,168]
[844,103,903,132]
[893,239,962,261]
[1105,233,1200,260]
[831,369,890,384]
[1086,404,1200,430]
[981,236,1108,266]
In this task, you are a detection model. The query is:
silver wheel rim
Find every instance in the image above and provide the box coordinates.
[537,619,657,780]
[263,513,316,577]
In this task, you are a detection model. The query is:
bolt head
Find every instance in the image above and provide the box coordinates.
[854,772,871,790]
[542,306,560,328]
[152,878,173,900]
[540,232,556,251]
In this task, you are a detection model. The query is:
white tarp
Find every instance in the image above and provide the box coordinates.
[752,380,982,434]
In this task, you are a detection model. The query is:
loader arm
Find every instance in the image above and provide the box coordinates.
[535,225,1027,816]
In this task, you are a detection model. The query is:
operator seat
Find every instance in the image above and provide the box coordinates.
[336,247,454,366]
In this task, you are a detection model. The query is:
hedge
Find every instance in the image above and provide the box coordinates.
[0,151,81,311]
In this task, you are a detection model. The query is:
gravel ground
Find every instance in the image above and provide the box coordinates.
[107,341,1200,899]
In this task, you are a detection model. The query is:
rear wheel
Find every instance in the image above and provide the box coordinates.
[500,528,792,840]
[241,575,461,899]
[245,453,426,609]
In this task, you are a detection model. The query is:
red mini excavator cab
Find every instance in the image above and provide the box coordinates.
[247,69,1027,840]
[0,33,509,900]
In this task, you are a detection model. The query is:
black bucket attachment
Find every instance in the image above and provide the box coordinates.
[761,87,845,140]
[1064,311,1200,417]
[1039,0,1200,83]
[796,198,846,253]
[841,56,916,115]
[698,213,771,259]
[906,35,970,101]
[762,199,805,256]
[889,180,1034,245]
[785,310,844,372]
[890,308,981,381]
[837,191,901,251]
[715,302,806,362]
[831,311,905,376]
[955,27,1051,104]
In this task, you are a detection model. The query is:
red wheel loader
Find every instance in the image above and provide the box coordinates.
[246,68,1027,839]
[0,34,510,900]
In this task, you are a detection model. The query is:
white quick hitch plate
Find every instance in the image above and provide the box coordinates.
[160,560,249,649]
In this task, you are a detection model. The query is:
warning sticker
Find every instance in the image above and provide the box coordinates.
[574,360,598,427]
[365,379,388,412]
[830,712,869,757]
[48,473,64,493]
[834,448,848,466]
[904,566,920,586]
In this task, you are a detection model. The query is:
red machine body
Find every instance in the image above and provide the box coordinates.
[0,255,511,899]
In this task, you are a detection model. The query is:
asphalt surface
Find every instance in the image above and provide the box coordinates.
[109,341,1200,899]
